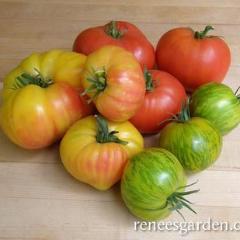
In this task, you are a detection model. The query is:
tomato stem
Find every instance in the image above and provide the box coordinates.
[82,68,107,102]
[12,68,53,90]
[95,115,128,145]
[144,68,154,92]
[194,25,214,39]
[105,21,123,39]
[166,181,200,220]
[178,98,191,122]
[158,98,191,127]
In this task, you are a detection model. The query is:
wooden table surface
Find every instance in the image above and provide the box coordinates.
[0,1,240,239]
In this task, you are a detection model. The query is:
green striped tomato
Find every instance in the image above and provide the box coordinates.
[159,117,222,172]
[190,83,240,135]
[121,148,196,221]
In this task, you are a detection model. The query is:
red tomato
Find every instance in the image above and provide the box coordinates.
[156,25,231,92]
[130,70,186,134]
[73,21,155,70]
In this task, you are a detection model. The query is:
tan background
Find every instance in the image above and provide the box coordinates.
[0,0,240,239]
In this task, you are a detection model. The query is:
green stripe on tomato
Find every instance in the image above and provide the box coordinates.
[159,117,222,172]
[190,83,240,135]
[121,148,187,220]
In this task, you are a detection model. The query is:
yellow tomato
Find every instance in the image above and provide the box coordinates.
[0,49,94,149]
[2,49,86,100]
[60,115,144,190]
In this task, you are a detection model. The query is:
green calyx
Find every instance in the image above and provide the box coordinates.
[158,98,191,127]
[194,25,214,39]
[144,68,154,92]
[105,21,123,39]
[165,181,200,220]
[177,98,191,122]
[12,68,53,90]
[95,115,128,145]
[82,68,107,102]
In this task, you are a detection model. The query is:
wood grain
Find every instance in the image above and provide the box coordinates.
[0,0,240,239]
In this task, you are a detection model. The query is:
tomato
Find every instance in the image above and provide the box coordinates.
[159,108,222,171]
[0,50,94,149]
[81,45,145,122]
[121,148,199,220]
[60,115,144,191]
[156,25,231,92]
[130,70,186,134]
[73,21,155,70]
[2,49,88,100]
[190,83,240,135]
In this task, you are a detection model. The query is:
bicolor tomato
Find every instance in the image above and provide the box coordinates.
[81,45,145,122]
[159,102,222,171]
[190,83,240,135]
[60,115,144,190]
[121,148,199,220]
[0,50,93,149]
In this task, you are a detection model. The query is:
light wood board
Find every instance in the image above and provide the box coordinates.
[0,0,240,239]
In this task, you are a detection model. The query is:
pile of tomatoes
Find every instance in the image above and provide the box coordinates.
[1,21,240,221]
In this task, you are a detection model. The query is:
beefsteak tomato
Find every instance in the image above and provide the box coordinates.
[2,49,87,100]
[130,69,186,133]
[156,25,231,92]
[60,115,144,190]
[81,45,145,122]
[0,50,93,149]
[73,21,155,69]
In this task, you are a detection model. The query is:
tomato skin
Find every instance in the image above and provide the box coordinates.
[60,116,144,190]
[130,70,186,133]
[2,49,88,100]
[81,46,145,122]
[121,148,186,220]
[0,83,91,149]
[190,83,240,135]
[156,27,231,92]
[73,21,155,69]
[0,50,94,149]
[159,117,222,172]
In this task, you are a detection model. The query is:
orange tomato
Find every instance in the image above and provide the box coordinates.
[81,46,145,122]
[60,115,144,190]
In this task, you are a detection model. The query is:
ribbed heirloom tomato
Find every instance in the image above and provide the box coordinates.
[156,25,231,92]
[60,115,144,190]
[0,50,93,149]
[130,70,186,133]
[2,49,88,99]
[81,45,145,122]
[73,21,155,70]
